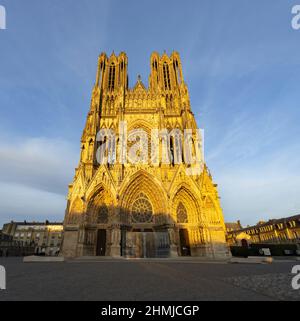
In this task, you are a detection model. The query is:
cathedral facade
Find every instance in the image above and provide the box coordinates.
[61,51,230,259]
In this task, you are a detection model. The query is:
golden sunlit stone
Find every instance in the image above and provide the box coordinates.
[61,52,230,259]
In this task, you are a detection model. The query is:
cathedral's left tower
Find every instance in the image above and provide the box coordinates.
[61,52,128,257]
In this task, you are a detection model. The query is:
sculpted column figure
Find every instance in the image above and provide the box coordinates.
[110,227,121,257]
[168,228,178,257]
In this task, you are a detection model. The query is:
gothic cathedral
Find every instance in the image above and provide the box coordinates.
[61,52,230,259]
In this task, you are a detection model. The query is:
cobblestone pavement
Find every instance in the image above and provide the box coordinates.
[0,258,299,301]
[222,273,300,301]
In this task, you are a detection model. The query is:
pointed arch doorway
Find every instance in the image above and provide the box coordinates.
[119,171,170,258]
[173,188,197,257]
[179,229,191,256]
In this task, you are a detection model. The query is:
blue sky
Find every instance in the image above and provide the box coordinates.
[0,0,299,226]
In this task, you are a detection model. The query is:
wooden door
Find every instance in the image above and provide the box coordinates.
[96,229,106,256]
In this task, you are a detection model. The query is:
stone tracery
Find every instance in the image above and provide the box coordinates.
[131,193,153,223]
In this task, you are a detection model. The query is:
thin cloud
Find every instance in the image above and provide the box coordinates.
[218,170,300,226]
[0,182,66,224]
[0,136,78,195]
[0,135,78,225]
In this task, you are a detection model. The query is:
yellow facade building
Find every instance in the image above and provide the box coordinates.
[226,215,300,247]
[61,52,230,259]
[2,221,63,256]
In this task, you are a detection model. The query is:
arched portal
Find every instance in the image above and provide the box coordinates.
[87,185,115,225]
[119,170,168,225]
[172,186,202,256]
[85,185,116,256]
[119,171,170,258]
[172,185,200,224]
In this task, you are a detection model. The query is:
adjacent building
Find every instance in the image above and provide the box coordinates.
[226,221,243,233]
[226,215,300,247]
[0,227,35,257]
[1,221,63,256]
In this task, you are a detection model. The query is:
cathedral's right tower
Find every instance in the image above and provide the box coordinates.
[61,51,231,259]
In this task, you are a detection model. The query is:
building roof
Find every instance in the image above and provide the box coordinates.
[229,214,300,233]
[6,221,63,226]
[225,221,242,231]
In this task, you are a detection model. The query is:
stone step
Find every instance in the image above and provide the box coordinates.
[23,256,65,263]
[230,256,273,264]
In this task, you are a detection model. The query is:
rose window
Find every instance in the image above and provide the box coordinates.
[131,194,153,223]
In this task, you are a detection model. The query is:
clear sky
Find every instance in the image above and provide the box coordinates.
[0,0,299,227]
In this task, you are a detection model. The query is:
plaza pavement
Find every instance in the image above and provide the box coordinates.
[0,257,299,301]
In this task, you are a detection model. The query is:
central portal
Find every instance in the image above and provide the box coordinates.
[124,230,170,258]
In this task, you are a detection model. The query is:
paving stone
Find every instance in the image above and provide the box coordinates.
[0,258,299,301]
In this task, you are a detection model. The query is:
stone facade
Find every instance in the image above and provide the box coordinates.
[226,215,300,246]
[2,221,63,256]
[61,51,230,259]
